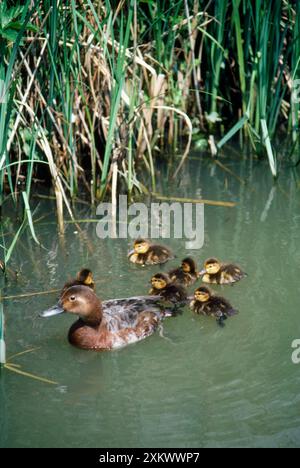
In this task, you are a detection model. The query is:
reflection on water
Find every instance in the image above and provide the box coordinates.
[1,154,300,448]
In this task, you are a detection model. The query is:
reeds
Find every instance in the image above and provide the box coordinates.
[0,1,299,265]
[0,302,5,365]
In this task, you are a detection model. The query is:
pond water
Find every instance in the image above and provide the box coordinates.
[1,153,300,448]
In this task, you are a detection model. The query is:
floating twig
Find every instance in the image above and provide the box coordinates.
[6,347,41,362]
[3,348,58,385]
[4,363,58,385]
[151,193,236,208]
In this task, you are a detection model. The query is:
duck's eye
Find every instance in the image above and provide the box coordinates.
[70,296,76,301]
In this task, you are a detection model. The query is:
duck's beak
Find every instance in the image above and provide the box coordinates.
[127,249,135,257]
[40,303,65,318]
[198,269,206,276]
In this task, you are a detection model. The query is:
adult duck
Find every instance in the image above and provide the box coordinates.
[40,286,175,350]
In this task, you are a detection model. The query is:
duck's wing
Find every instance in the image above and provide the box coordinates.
[222,264,247,283]
[212,296,239,317]
[102,295,175,331]
[145,245,174,264]
[164,284,189,304]
[168,268,188,285]
[168,267,180,277]
[103,295,164,309]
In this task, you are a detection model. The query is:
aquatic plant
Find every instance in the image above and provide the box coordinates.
[0,302,5,365]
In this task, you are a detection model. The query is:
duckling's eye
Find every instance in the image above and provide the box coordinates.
[70,295,76,302]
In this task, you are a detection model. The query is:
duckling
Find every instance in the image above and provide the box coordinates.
[169,257,199,287]
[128,239,174,266]
[40,286,176,350]
[199,258,247,285]
[61,268,95,294]
[190,286,238,326]
[149,273,188,306]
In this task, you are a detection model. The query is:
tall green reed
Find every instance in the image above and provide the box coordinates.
[0,302,5,365]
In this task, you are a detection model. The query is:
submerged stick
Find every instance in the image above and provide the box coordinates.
[213,160,247,186]
[151,193,236,208]
[33,194,91,206]
[37,219,130,225]
[1,289,61,301]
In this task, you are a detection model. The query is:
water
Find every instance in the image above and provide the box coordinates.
[1,154,300,448]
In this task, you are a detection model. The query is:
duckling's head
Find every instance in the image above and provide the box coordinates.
[76,268,94,287]
[182,257,197,273]
[151,273,171,290]
[134,238,150,254]
[41,285,103,326]
[200,258,221,275]
[194,286,212,303]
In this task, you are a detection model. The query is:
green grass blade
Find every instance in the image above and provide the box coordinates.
[217,114,249,149]
[4,218,27,265]
[0,302,6,365]
[260,118,277,177]
[22,191,40,245]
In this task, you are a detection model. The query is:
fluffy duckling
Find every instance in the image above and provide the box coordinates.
[169,257,199,287]
[61,268,95,294]
[190,286,238,326]
[128,239,174,266]
[40,286,176,350]
[199,258,246,285]
[149,273,188,306]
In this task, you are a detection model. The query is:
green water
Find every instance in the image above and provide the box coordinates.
[1,155,300,448]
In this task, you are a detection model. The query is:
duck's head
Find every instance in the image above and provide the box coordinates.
[199,258,221,275]
[76,268,94,287]
[40,285,103,326]
[194,286,212,303]
[150,273,171,290]
[133,238,150,254]
[181,257,197,274]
